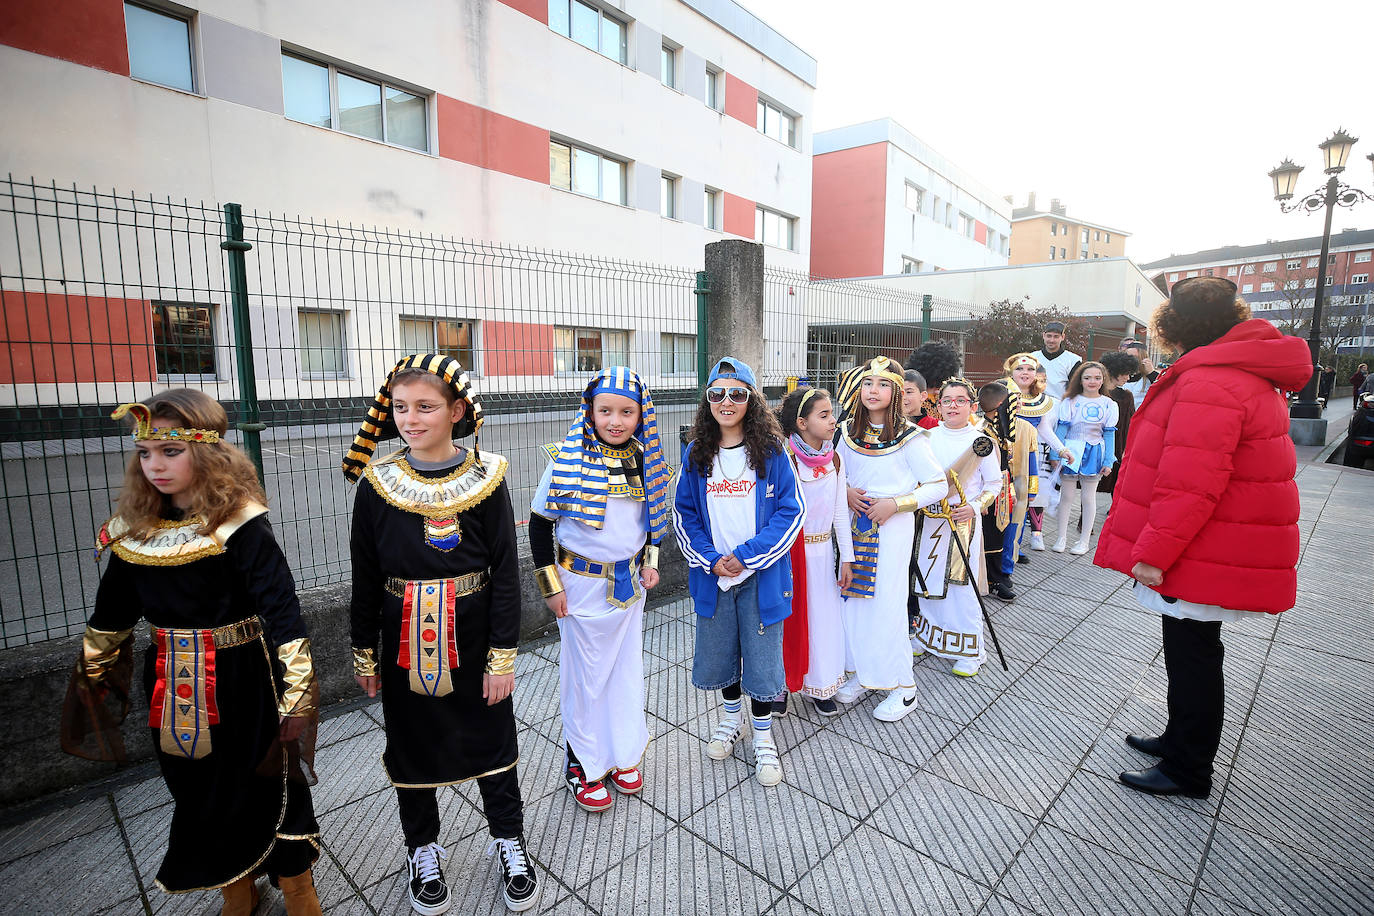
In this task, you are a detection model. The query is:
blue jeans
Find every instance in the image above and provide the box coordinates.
[690,577,785,702]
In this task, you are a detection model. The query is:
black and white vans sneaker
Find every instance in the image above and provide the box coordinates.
[487,835,538,912]
[406,842,452,915]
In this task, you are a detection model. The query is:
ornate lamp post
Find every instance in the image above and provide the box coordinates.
[1268,130,1374,434]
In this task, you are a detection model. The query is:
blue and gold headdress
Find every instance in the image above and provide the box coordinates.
[541,367,670,545]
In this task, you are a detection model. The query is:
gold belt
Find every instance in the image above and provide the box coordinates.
[385,570,489,598]
[148,615,261,648]
[804,532,832,544]
[556,544,639,579]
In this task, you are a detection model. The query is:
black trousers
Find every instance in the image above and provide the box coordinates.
[396,767,524,846]
[1158,615,1225,793]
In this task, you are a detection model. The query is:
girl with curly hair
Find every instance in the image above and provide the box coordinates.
[672,357,803,787]
[64,389,322,915]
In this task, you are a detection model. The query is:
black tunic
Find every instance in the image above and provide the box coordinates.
[87,512,318,893]
[349,447,521,787]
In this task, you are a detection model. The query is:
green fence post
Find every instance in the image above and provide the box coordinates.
[695,270,711,390]
[221,203,266,484]
[921,294,933,344]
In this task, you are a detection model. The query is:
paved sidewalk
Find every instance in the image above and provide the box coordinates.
[2,463,1371,916]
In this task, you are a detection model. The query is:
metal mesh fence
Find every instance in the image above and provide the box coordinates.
[0,177,699,646]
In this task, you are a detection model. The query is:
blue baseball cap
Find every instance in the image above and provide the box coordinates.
[707,357,757,389]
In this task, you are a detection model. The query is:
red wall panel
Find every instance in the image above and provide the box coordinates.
[483,321,553,376]
[495,0,548,23]
[0,0,129,75]
[437,94,551,184]
[723,192,755,239]
[809,144,888,279]
[975,221,988,245]
[0,291,155,384]
[724,72,757,126]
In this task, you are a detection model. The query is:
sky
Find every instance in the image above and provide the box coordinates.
[737,0,1374,264]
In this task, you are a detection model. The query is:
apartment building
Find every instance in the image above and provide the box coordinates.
[1009,194,1128,265]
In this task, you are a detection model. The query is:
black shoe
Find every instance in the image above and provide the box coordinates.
[1119,765,1210,799]
[1126,734,1164,757]
[771,697,789,718]
[488,835,538,912]
[406,842,451,915]
[1017,554,1030,565]
[812,697,839,717]
[988,580,1016,601]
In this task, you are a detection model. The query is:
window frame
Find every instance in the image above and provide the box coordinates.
[554,325,630,376]
[280,50,430,153]
[901,256,922,274]
[904,182,924,214]
[660,43,677,89]
[660,332,696,375]
[704,187,721,231]
[398,316,479,374]
[549,0,628,65]
[754,205,797,252]
[124,1,197,94]
[660,173,678,220]
[1355,252,1372,263]
[151,301,219,381]
[705,66,723,110]
[1352,273,1370,285]
[297,308,350,379]
[755,96,798,149]
[1259,281,1276,292]
[1262,262,1277,273]
[548,138,627,206]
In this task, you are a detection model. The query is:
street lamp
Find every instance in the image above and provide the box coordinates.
[1268,129,1374,434]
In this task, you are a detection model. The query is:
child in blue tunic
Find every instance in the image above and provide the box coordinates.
[1052,360,1118,555]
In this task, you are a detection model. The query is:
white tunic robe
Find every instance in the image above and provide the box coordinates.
[793,454,857,698]
[837,431,947,690]
[912,423,1003,661]
[533,468,649,781]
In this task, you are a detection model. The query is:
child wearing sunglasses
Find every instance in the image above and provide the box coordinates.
[672,358,803,787]
[833,357,947,721]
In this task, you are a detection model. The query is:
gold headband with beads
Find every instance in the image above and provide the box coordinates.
[111,403,221,443]
[1006,353,1040,372]
[797,387,821,414]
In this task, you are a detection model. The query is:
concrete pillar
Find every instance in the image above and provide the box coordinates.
[704,238,765,380]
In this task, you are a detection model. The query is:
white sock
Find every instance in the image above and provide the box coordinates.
[1056,482,1077,543]
[1079,476,1100,541]
[751,713,772,740]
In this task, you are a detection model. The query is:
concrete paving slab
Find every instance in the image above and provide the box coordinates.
[0,824,138,916]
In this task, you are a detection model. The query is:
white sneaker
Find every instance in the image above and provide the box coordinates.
[752,736,782,787]
[1070,541,1091,556]
[910,636,926,658]
[705,716,743,760]
[1029,532,1045,551]
[952,658,982,678]
[1051,538,1068,553]
[834,679,867,704]
[873,687,919,721]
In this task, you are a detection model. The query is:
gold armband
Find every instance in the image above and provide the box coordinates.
[486,646,517,676]
[974,491,998,513]
[82,626,134,682]
[893,492,922,513]
[642,544,660,569]
[276,637,318,718]
[534,564,564,599]
[352,646,379,678]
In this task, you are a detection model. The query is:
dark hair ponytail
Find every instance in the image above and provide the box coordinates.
[777,387,832,437]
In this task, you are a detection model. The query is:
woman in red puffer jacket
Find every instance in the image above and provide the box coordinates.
[1094,276,1311,801]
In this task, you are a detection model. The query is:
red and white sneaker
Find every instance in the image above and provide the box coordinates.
[565,765,613,812]
[608,766,643,795]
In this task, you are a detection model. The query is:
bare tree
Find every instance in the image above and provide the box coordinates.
[1260,254,1363,364]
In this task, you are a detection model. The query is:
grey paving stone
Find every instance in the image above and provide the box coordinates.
[1081,601,1160,637]
[1061,618,1164,663]
[322,896,378,916]
[90,894,150,915]
[682,773,860,889]
[642,618,694,666]
[982,604,1078,640]
[0,824,138,916]
[780,726,918,820]
[453,728,568,810]
[637,723,750,823]
[997,823,1193,916]
[761,895,825,915]
[867,771,1036,887]
[1045,771,1213,879]
[310,729,392,814]
[1037,641,1152,691]
[114,775,174,819]
[1185,891,1264,916]
[643,666,719,738]
[989,625,1059,666]
[924,729,1074,819]
[1006,663,1124,722]
[0,793,113,862]
[1010,587,1100,623]
[572,825,791,916]
[826,703,964,770]
[1133,662,1258,727]
[904,665,1001,726]
[976,894,1042,916]
[1046,570,1123,604]
[317,708,382,749]
[1199,822,1374,916]
[969,693,1106,763]
[511,653,563,727]
[791,824,992,916]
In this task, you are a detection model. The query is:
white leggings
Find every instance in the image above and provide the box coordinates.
[1055,474,1102,545]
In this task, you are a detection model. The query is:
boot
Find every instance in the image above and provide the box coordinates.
[279,869,323,916]
[219,875,260,916]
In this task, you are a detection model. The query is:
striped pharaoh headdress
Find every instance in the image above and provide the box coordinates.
[542,367,670,545]
[341,354,484,483]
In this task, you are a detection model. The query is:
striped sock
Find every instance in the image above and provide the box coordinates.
[751,713,772,738]
[722,697,742,719]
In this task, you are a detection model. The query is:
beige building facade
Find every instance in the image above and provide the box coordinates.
[1009,193,1128,265]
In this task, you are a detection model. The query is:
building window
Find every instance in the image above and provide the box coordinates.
[1260,281,1276,292]
[281,54,428,151]
[1243,264,1255,274]
[1060,248,1066,259]
[755,98,797,148]
[1307,257,1320,267]
[660,44,676,88]
[1050,222,1057,236]
[549,140,626,205]
[299,310,347,377]
[705,67,722,110]
[1261,262,1276,272]
[1356,251,1372,263]
[704,187,721,230]
[1285,259,1302,270]
[1205,269,1214,276]
[1169,273,1179,281]
[1081,229,1089,244]
[1329,254,1337,265]
[1303,278,1317,289]
[904,182,923,213]
[549,0,628,63]
[125,3,194,93]
[1105,233,1111,243]
[1050,247,1057,260]
[1226,266,1239,276]
[152,303,215,377]
[901,257,922,274]
[958,214,973,237]
[554,326,628,374]
[755,206,796,251]
[1081,249,1089,260]
[1353,273,1370,285]
[660,174,676,219]
[399,317,475,369]
[1094,230,1101,241]
[1350,294,1368,305]
[661,332,695,374]
[1241,284,1254,294]
[1326,276,1334,286]
[945,203,954,229]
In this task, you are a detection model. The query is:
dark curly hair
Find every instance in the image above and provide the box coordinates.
[1153,278,1251,352]
[904,340,962,391]
[686,387,783,475]
[1099,350,1139,380]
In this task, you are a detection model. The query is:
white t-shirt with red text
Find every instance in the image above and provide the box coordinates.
[705,444,758,591]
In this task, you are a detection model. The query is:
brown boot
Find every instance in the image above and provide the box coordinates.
[219,875,260,916]
[279,869,323,916]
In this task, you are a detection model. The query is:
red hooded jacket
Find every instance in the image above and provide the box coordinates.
[1093,319,1312,613]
